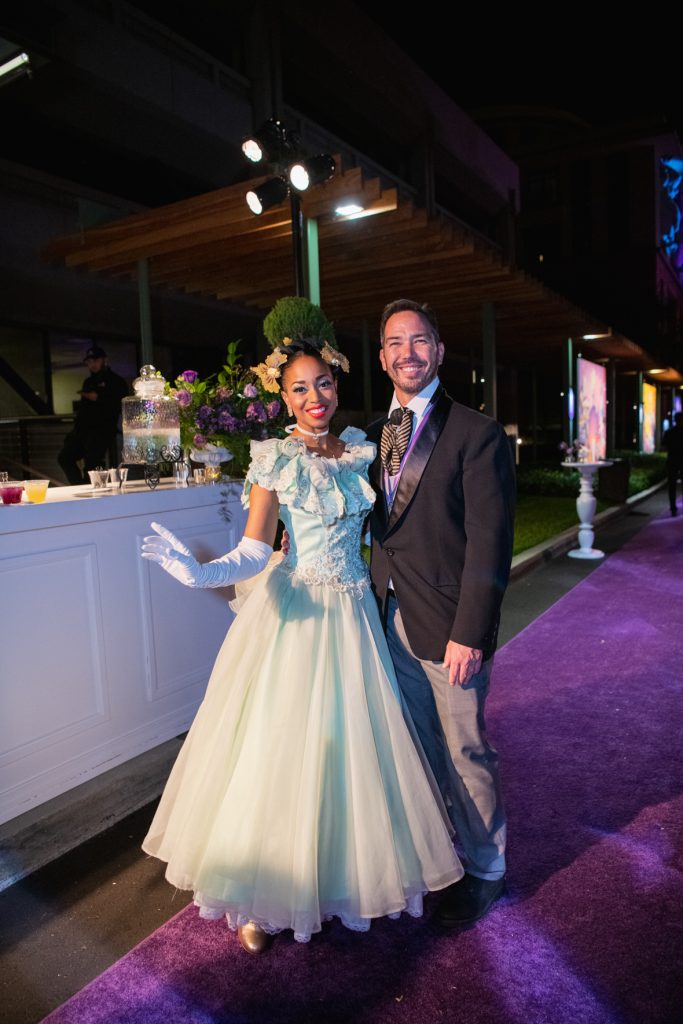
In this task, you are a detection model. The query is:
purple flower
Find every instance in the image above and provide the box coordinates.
[175,389,192,407]
[217,411,240,431]
[197,404,213,420]
[193,433,206,448]
[179,370,198,383]
[215,386,233,400]
[266,400,281,419]
[243,383,258,398]
[246,401,267,423]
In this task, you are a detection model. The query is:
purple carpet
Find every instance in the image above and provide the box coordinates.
[42,515,683,1024]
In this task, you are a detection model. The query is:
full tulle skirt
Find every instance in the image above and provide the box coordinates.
[143,564,463,942]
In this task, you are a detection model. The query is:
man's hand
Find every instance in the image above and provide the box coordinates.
[80,390,99,401]
[443,641,482,687]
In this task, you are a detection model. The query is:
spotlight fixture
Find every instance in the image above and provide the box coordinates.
[246,176,289,216]
[288,155,336,192]
[241,118,291,164]
[0,51,31,88]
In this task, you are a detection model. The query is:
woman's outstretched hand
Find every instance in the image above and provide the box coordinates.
[141,521,203,586]
[141,521,274,588]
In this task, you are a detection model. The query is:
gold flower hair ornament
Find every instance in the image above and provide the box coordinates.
[251,347,289,393]
[252,339,349,392]
[320,341,350,374]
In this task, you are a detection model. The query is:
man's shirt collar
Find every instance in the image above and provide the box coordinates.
[388,377,440,421]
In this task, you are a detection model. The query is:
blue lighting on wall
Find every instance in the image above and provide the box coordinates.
[660,156,683,285]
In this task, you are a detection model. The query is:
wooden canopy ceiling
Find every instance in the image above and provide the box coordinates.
[45,161,665,374]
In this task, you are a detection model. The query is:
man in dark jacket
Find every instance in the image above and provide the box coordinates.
[58,345,128,484]
[663,411,683,516]
[367,299,515,926]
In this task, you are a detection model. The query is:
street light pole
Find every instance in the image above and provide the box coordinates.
[289,192,305,298]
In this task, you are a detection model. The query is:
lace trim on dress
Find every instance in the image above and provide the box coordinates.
[288,561,370,597]
[242,427,376,525]
[195,892,425,944]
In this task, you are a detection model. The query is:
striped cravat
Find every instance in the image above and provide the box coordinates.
[380,406,414,475]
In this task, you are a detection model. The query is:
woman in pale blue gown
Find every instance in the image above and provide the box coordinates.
[141,339,463,952]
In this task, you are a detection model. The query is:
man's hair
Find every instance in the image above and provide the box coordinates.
[379,299,440,343]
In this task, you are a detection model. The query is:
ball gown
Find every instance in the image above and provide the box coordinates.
[142,427,463,942]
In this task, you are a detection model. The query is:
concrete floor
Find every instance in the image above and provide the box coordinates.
[0,488,671,1024]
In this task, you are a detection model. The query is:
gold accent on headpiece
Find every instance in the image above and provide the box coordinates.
[251,348,288,393]
[320,341,350,373]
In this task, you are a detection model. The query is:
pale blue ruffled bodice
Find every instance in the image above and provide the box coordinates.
[242,426,375,594]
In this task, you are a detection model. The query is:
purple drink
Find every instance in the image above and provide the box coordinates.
[0,485,23,504]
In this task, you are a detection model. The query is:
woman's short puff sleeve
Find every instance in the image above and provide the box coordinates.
[241,438,289,507]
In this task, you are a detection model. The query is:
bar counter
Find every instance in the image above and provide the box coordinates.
[0,480,247,825]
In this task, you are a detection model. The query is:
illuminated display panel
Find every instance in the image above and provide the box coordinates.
[577,357,607,461]
[642,382,657,454]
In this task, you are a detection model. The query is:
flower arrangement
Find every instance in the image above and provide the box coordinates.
[559,439,587,463]
[168,341,288,477]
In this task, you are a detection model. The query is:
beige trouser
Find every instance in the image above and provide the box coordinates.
[385,596,506,880]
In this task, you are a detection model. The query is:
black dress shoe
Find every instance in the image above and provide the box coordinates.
[435,873,505,927]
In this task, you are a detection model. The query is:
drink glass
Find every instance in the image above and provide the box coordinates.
[193,468,206,484]
[23,479,50,503]
[88,470,109,489]
[108,467,128,488]
[1,483,23,505]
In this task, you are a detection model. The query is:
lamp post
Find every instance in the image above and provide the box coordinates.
[242,119,335,299]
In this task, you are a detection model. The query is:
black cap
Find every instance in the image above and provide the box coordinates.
[84,345,107,362]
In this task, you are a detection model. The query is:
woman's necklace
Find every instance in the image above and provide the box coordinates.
[286,424,329,444]
[285,423,343,457]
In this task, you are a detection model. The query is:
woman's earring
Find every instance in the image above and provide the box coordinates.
[285,402,293,417]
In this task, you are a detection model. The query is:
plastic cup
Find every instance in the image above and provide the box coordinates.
[107,467,128,488]
[88,470,109,489]
[1,484,23,505]
[23,479,50,503]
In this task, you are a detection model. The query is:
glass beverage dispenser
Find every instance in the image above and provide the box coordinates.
[122,365,180,486]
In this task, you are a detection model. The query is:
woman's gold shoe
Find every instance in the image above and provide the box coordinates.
[237,921,272,954]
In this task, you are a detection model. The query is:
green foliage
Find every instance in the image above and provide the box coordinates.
[611,451,667,496]
[517,465,582,496]
[263,297,335,348]
[517,453,666,499]
[514,495,607,555]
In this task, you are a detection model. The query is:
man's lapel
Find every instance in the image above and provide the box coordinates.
[386,389,451,532]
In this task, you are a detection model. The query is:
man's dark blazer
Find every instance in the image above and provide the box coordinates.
[367,388,516,662]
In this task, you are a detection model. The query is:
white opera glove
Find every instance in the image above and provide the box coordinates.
[141,521,272,588]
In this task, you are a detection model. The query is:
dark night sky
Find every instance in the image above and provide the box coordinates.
[127,2,682,140]
[359,7,682,139]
